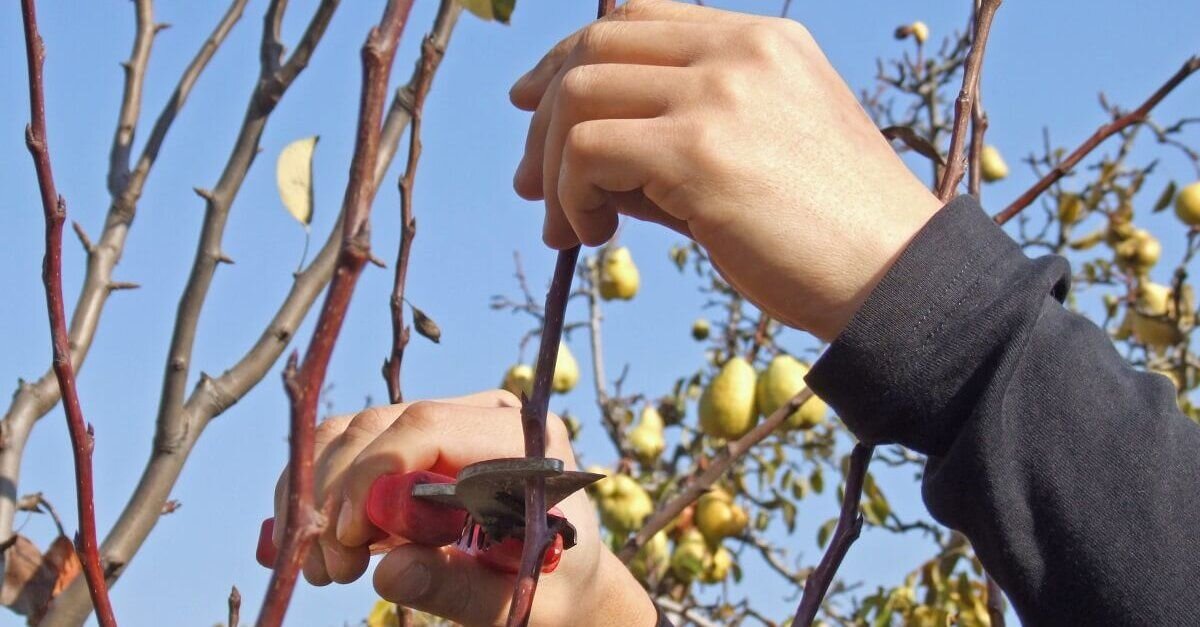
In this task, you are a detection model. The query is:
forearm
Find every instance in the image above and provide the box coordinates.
[807,195,1200,624]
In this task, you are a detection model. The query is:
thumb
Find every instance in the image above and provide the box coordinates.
[374,544,514,626]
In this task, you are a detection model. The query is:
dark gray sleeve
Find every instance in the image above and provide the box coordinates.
[805,195,1200,625]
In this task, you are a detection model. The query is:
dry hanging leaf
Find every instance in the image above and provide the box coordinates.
[881,125,946,166]
[410,304,442,344]
[367,599,400,627]
[459,0,515,23]
[276,136,319,227]
[1,534,81,623]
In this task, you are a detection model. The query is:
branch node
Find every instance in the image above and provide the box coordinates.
[72,220,94,253]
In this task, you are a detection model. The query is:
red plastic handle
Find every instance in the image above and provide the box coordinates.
[256,471,567,574]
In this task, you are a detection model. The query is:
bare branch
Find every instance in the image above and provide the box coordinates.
[258,2,416,624]
[19,1,117,623]
[994,55,1200,225]
[935,0,1001,201]
[617,389,815,563]
[0,0,246,584]
[228,586,242,627]
[506,247,581,627]
[107,0,156,196]
[792,443,873,627]
[384,2,461,402]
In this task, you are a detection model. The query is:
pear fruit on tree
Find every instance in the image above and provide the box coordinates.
[699,357,758,439]
[629,530,670,582]
[551,342,579,394]
[596,473,653,535]
[756,354,828,430]
[1176,181,1200,226]
[599,246,640,301]
[980,145,1009,182]
[500,364,533,399]
[701,546,734,584]
[670,528,709,583]
[694,488,748,545]
[629,405,666,465]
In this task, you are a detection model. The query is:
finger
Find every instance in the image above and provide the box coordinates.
[374,545,514,625]
[336,402,573,546]
[514,22,712,203]
[314,390,521,583]
[510,3,758,108]
[303,542,332,586]
[556,118,684,246]
[540,65,686,246]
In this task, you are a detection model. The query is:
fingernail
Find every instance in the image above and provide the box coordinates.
[394,562,431,602]
[336,496,353,542]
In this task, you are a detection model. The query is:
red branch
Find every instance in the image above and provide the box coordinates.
[256,2,415,625]
[792,443,873,626]
[505,4,613,625]
[994,55,1200,225]
[935,0,1001,201]
[19,2,119,625]
[383,36,445,403]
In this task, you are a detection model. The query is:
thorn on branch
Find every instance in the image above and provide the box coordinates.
[72,221,94,253]
[108,281,141,291]
[216,251,235,265]
[193,186,214,201]
[154,22,171,33]
[368,253,387,269]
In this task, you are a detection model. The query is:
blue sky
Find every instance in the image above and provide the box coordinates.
[1,0,1197,625]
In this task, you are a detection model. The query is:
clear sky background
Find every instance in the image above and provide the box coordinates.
[1,1,1197,625]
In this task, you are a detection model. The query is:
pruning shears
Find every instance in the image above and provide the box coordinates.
[257,457,603,574]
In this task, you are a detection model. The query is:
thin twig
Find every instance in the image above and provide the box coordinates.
[617,389,814,563]
[228,586,242,627]
[506,247,581,627]
[258,2,415,625]
[384,8,456,402]
[994,55,1200,224]
[934,0,1001,201]
[19,1,118,624]
[792,443,873,627]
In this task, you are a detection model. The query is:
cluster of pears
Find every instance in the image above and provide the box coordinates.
[1114,280,1195,352]
[629,405,666,465]
[500,342,579,398]
[599,246,640,301]
[698,354,828,440]
[668,488,747,584]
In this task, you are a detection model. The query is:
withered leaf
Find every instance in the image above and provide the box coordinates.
[410,305,442,344]
[2,534,81,623]
[881,125,946,166]
[1153,181,1177,213]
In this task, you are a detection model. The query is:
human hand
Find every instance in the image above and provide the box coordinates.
[270,390,654,626]
[511,0,942,340]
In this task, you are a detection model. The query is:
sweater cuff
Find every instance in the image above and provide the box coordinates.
[805,194,1067,455]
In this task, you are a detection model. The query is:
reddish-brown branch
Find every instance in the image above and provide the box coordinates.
[19,2,118,625]
[618,389,814,563]
[256,2,415,625]
[792,443,873,627]
[745,313,772,362]
[228,586,242,627]
[935,0,1001,201]
[505,5,613,624]
[384,35,446,403]
[994,55,1200,225]
[506,246,580,627]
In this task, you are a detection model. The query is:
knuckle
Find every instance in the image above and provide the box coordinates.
[575,22,614,59]
[492,389,522,408]
[396,400,440,431]
[704,68,747,106]
[563,122,600,162]
[315,414,351,441]
[742,22,790,65]
[559,65,594,105]
[343,406,393,441]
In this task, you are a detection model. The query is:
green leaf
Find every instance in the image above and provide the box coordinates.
[1153,181,1177,213]
[816,517,837,549]
[809,465,825,494]
[460,0,516,24]
[780,498,797,533]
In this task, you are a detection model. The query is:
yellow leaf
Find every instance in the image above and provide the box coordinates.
[366,599,399,627]
[276,136,318,227]
[460,0,515,23]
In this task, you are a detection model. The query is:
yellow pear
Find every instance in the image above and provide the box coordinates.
[1131,282,1182,350]
[910,21,929,44]
[598,474,654,534]
[669,529,708,583]
[694,488,747,545]
[755,355,829,430]
[599,246,640,301]
[1174,181,1200,226]
[691,318,711,341]
[585,465,615,498]
[1114,229,1161,273]
[701,546,734,584]
[699,357,758,439]
[1057,193,1085,225]
[500,364,533,399]
[629,406,666,465]
[629,530,670,582]
[551,342,579,394]
[980,145,1008,182]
